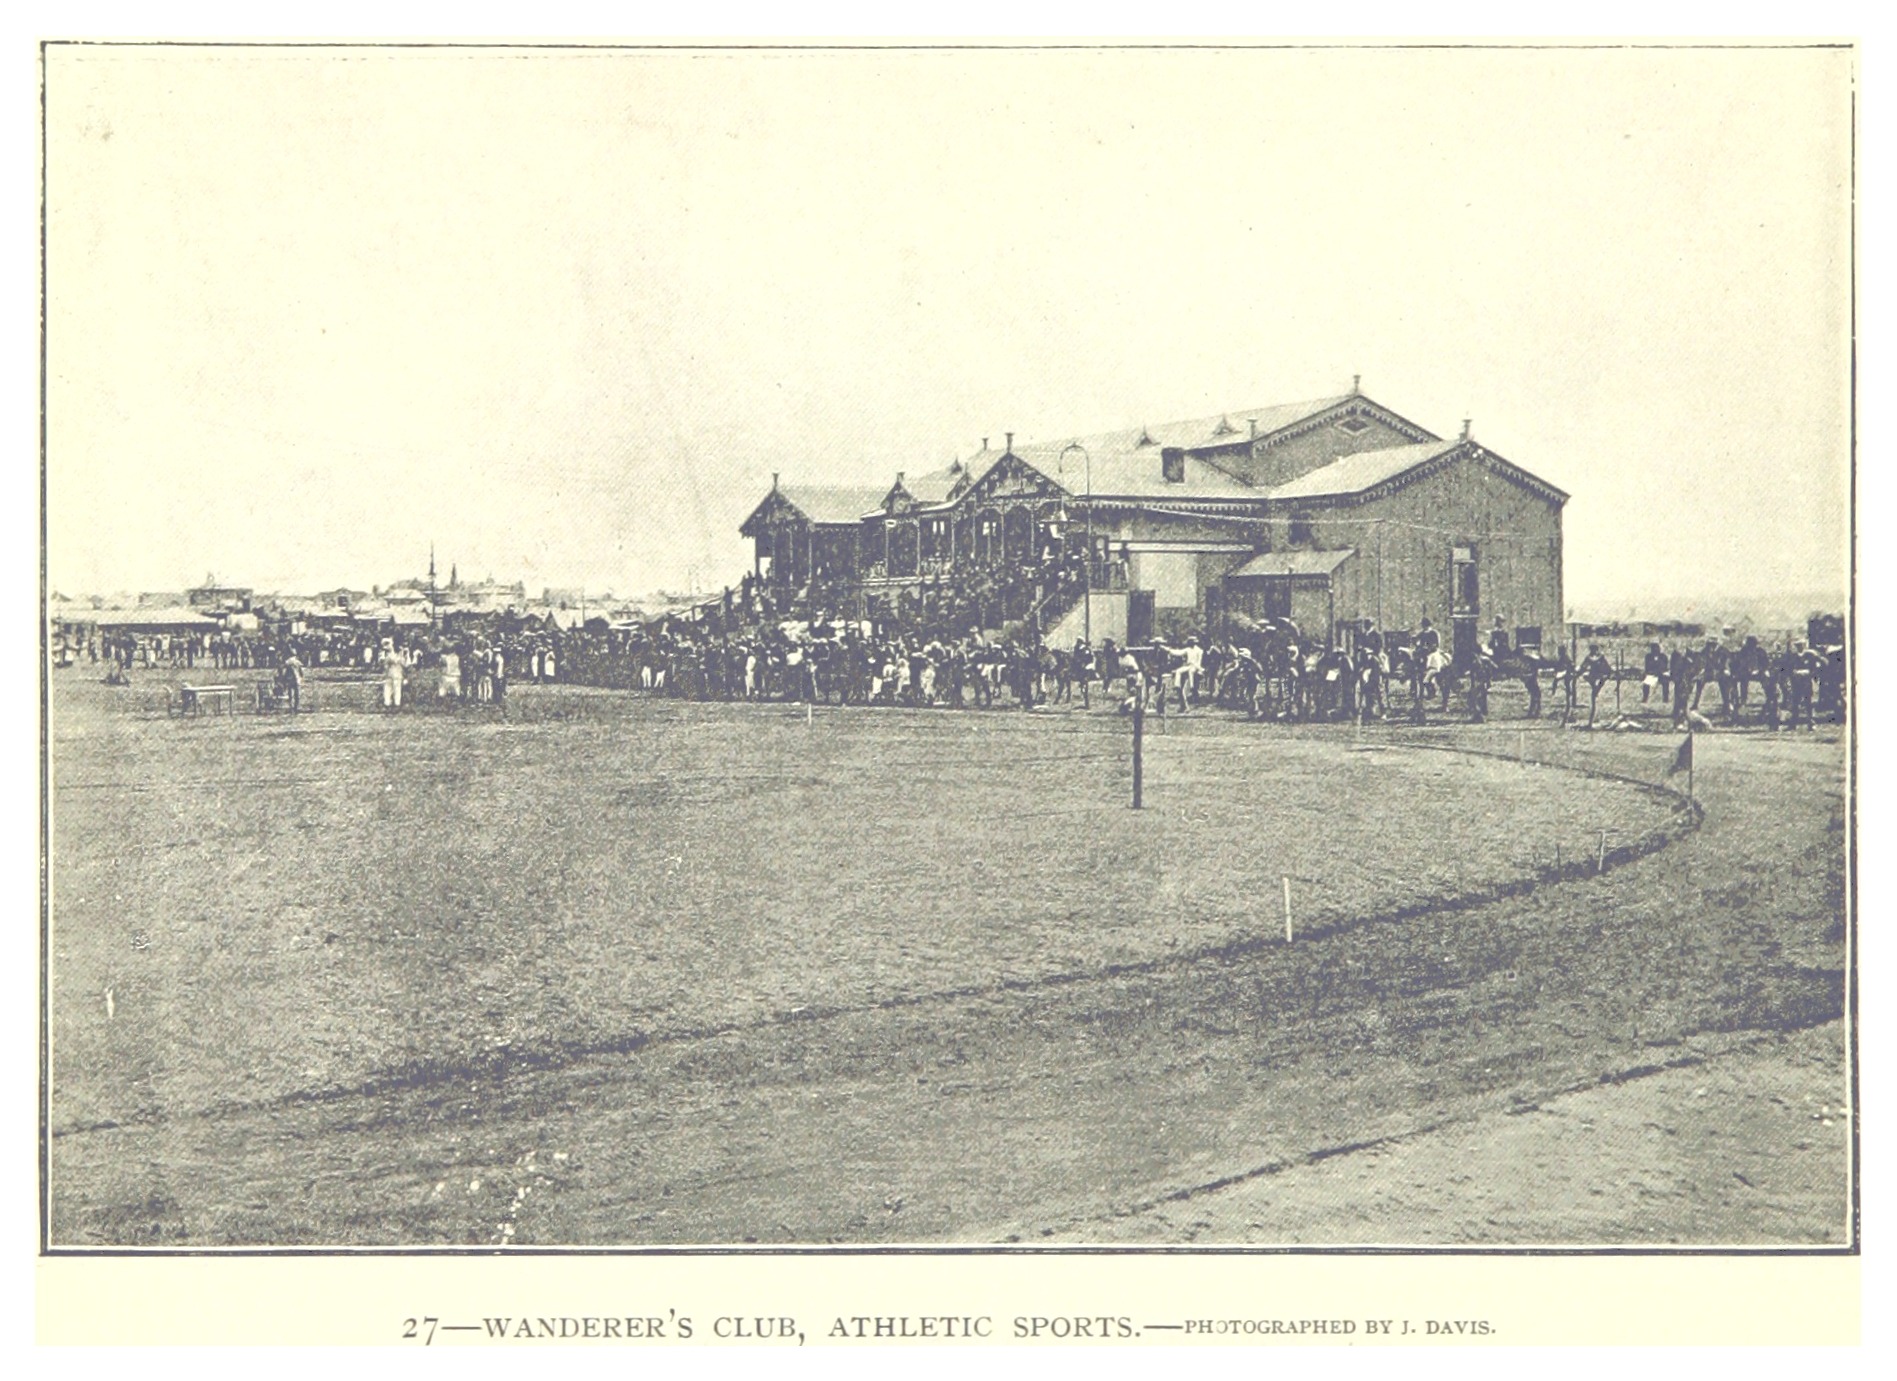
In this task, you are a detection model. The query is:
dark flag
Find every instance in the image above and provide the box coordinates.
[1668,733,1694,777]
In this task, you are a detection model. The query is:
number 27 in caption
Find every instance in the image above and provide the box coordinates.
[403,1317,439,1345]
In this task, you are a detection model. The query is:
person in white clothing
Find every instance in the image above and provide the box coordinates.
[1180,636,1205,708]
[383,646,404,710]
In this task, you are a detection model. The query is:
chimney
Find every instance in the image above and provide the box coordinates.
[1248,418,1258,440]
[1005,432,1014,454]
[982,437,989,452]
[1461,418,1472,441]
[771,471,779,490]
[1352,374,1361,394]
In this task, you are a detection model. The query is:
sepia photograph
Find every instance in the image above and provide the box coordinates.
[40,40,1854,1264]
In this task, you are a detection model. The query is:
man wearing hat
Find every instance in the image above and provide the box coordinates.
[1179,634,1204,711]
[1642,640,1670,704]
[1579,642,1613,727]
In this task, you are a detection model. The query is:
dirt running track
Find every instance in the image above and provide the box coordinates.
[48,691,1848,1247]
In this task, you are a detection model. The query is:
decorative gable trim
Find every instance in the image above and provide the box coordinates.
[738,489,807,537]
[963,452,1071,505]
[1272,442,1568,510]
[879,479,915,516]
[1244,398,1439,457]
[1471,449,1570,506]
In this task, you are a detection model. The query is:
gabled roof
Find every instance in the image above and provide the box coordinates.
[1100,395,1356,455]
[1007,394,1350,486]
[896,464,966,506]
[927,446,1009,503]
[1014,441,1256,500]
[744,484,892,532]
[1267,438,1568,505]
[779,485,893,524]
[970,392,1434,502]
[1228,548,1358,579]
[950,449,1071,505]
[1269,439,1464,501]
[739,395,1561,526]
[918,435,1257,505]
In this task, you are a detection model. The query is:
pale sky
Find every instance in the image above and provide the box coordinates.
[44,44,1853,608]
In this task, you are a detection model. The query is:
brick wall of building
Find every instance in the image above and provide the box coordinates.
[1310,453,1564,638]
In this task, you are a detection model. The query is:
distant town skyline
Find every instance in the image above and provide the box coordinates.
[46,45,1852,609]
[48,557,715,605]
[46,549,1851,631]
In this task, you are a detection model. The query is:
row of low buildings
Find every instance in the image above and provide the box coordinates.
[48,571,655,639]
[50,382,1578,659]
[740,383,1569,657]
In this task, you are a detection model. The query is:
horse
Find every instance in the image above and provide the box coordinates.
[1427,649,1520,722]
[967,644,1006,707]
[1494,650,1547,718]
[1255,640,1308,721]
[1384,641,1445,723]
[1040,644,1069,704]
[1355,650,1388,723]
[1311,647,1354,720]
[1214,649,1263,711]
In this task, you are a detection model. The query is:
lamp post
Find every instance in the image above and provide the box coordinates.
[1061,443,1091,646]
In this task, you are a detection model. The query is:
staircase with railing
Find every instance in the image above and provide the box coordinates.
[1023,581,1083,641]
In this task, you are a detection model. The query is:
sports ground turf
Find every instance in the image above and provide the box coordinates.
[45,673,1848,1246]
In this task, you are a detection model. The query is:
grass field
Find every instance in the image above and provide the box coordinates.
[45,671,1847,1246]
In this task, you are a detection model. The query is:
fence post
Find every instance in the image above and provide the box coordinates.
[1132,699,1144,810]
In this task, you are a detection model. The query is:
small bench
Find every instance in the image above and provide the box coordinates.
[179,684,235,717]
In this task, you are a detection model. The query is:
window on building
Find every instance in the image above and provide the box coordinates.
[1336,415,1372,435]
[1452,544,1479,612]
[1161,448,1186,483]
[1289,513,1313,545]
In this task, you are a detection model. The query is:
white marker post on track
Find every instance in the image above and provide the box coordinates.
[1283,875,1293,943]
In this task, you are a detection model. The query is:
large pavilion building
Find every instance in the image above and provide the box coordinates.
[739,384,1566,655]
